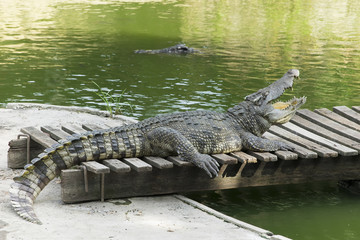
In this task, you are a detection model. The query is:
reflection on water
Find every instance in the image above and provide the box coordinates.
[187,182,360,240]
[0,0,360,239]
[0,0,359,119]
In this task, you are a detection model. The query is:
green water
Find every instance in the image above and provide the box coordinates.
[0,0,359,239]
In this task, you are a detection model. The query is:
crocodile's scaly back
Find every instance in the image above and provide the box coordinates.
[10,128,144,224]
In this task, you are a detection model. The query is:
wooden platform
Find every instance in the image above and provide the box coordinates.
[7,106,360,203]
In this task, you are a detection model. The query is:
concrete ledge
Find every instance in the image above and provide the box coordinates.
[6,102,137,124]
[175,195,291,240]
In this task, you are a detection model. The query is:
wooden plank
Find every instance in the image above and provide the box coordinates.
[142,156,173,169]
[102,159,131,173]
[314,108,360,131]
[21,126,58,148]
[353,106,360,113]
[247,151,277,162]
[229,151,257,163]
[296,109,360,142]
[333,106,360,125]
[273,150,298,161]
[263,132,317,159]
[269,125,338,158]
[62,125,86,135]
[122,158,152,172]
[82,161,110,174]
[291,115,360,152]
[211,154,238,165]
[41,126,70,141]
[82,124,109,131]
[167,156,193,167]
[281,122,358,156]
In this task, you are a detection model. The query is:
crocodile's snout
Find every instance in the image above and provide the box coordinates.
[288,69,300,78]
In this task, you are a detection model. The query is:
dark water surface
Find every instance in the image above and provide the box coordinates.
[1,1,359,239]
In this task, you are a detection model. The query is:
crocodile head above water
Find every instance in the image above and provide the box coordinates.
[134,44,199,54]
[250,69,306,124]
[245,69,306,125]
[228,69,306,136]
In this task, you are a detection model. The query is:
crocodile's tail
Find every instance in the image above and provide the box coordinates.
[10,128,143,224]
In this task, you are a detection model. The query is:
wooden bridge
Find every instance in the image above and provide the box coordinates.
[7,106,360,203]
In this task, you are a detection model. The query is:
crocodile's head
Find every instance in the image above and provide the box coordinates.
[168,44,197,54]
[246,69,306,125]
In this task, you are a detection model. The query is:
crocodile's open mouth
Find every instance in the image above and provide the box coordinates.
[267,96,307,124]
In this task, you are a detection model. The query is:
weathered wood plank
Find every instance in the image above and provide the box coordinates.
[269,125,338,158]
[82,123,109,131]
[282,122,358,156]
[263,132,317,159]
[353,106,360,113]
[41,126,70,141]
[314,108,360,132]
[122,158,152,172]
[102,159,131,173]
[142,156,174,169]
[230,151,257,163]
[273,150,298,161]
[290,115,360,152]
[21,126,58,148]
[82,161,110,174]
[333,106,360,125]
[247,151,277,162]
[211,154,238,165]
[167,156,193,167]
[296,109,360,142]
[61,125,86,135]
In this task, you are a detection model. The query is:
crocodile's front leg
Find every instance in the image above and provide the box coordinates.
[145,127,220,177]
[241,132,294,152]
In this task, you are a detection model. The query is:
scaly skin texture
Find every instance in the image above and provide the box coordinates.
[134,44,199,54]
[10,69,306,224]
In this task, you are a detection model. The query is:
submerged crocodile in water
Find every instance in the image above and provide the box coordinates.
[134,44,199,54]
[10,69,306,224]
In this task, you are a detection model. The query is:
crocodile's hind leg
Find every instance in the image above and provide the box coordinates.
[145,127,219,177]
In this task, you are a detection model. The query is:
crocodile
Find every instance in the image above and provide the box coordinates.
[10,69,306,224]
[134,44,199,54]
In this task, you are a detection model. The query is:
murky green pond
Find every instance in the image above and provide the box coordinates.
[1,1,359,239]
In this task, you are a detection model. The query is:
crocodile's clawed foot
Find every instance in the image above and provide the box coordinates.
[194,154,220,178]
[277,141,295,151]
